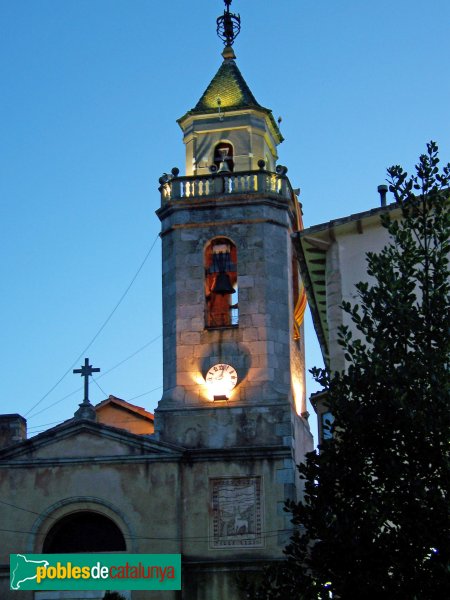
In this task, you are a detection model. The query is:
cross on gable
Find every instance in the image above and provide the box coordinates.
[73,358,100,405]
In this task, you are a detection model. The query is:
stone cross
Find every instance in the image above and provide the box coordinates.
[73,358,100,405]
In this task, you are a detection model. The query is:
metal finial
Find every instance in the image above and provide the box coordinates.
[216,0,241,47]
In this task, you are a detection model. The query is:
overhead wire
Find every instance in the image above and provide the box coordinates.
[0,500,291,543]
[0,526,289,543]
[98,335,161,379]
[29,415,155,434]
[27,420,65,431]
[27,335,162,420]
[128,385,163,402]
[92,377,107,398]
[25,234,160,418]
[28,398,159,434]
[28,387,83,419]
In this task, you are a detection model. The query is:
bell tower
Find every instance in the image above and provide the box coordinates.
[155,1,312,469]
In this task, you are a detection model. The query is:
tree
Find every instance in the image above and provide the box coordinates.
[248,142,450,599]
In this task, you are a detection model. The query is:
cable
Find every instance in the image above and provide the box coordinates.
[25,234,159,418]
[97,335,161,380]
[28,412,155,433]
[28,336,162,420]
[27,337,161,420]
[0,500,293,542]
[0,497,291,542]
[30,415,154,432]
[28,411,158,436]
[28,410,159,435]
[0,526,290,542]
[28,387,83,419]
[27,420,64,431]
[128,386,163,401]
[92,377,107,398]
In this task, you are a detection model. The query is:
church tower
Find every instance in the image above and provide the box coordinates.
[155,1,312,471]
[154,10,313,593]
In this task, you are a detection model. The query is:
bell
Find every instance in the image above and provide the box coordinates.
[216,147,231,173]
[217,159,231,173]
[212,272,236,295]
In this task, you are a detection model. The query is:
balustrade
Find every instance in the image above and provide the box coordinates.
[160,170,293,204]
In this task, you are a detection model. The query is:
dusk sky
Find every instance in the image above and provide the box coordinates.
[1,0,449,444]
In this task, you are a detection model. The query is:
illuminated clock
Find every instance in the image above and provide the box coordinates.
[205,363,238,399]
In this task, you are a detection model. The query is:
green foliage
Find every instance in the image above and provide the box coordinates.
[248,142,450,599]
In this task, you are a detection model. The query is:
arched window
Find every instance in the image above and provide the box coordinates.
[43,511,126,553]
[214,142,234,172]
[205,238,238,328]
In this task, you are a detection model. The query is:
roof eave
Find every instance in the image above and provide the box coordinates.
[292,232,330,367]
[177,105,283,144]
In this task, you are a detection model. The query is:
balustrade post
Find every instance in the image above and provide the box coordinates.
[171,178,181,200]
[214,175,224,194]
[257,170,265,193]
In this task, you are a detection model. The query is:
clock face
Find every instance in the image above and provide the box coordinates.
[206,363,238,397]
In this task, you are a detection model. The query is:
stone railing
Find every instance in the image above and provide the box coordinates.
[159,167,294,204]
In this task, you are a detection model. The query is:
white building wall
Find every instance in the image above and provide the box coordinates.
[327,221,392,373]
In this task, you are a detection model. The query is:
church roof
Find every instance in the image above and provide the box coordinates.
[0,417,183,462]
[94,395,154,435]
[178,57,283,141]
[95,395,154,421]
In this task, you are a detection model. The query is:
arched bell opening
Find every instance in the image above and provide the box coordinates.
[205,237,238,328]
[213,142,234,172]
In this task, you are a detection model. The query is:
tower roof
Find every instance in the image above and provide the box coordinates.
[178,56,283,142]
[194,57,260,112]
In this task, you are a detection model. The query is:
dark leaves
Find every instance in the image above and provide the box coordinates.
[251,144,450,599]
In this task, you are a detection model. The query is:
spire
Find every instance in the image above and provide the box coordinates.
[216,0,241,59]
[178,58,283,144]
[176,0,283,176]
[178,0,281,138]
[192,60,260,113]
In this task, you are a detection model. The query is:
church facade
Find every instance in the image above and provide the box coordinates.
[0,3,313,598]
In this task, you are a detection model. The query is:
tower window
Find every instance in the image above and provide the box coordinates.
[214,142,234,172]
[205,238,238,328]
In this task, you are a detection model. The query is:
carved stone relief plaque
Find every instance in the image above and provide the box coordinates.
[210,476,263,548]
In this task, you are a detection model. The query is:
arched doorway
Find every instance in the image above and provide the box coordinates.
[43,511,126,553]
[36,512,128,600]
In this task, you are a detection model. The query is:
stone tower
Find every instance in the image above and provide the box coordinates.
[153,7,313,593]
[155,3,312,472]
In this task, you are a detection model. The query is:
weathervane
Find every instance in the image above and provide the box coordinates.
[216,0,241,47]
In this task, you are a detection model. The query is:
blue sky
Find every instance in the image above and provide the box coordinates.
[1,0,449,443]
